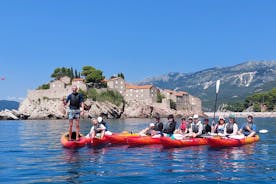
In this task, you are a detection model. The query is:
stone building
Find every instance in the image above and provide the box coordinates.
[125,84,158,104]
[107,77,125,94]
[72,78,87,91]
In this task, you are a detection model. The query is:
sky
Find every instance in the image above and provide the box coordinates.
[1,0,276,101]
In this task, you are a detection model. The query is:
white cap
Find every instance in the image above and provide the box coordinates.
[150,123,155,127]
[219,116,225,120]
[193,114,199,119]
[97,117,103,123]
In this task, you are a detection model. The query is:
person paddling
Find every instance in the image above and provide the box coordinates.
[153,114,163,133]
[212,116,226,135]
[188,114,203,138]
[202,118,211,134]
[238,115,257,137]
[224,114,239,136]
[87,117,106,139]
[139,123,156,136]
[163,114,177,136]
[64,85,84,141]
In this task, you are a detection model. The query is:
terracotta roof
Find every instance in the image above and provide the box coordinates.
[72,78,85,81]
[126,84,153,89]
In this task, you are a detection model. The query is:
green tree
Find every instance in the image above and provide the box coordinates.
[81,66,105,83]
[51,67,72,79]
[117,73,125,79]
[37,83,50,90]
[157,91,165,103]
[170,99,176,110]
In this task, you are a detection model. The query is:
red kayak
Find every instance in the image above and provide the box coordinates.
[208,135,260,148]
[161,137,208,148]
[86,136,110,147]
[61,132,87,149]
[104,132,139,145]
[127,136,161,147]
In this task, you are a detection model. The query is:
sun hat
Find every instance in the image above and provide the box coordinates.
[229,114,235,119]
[150,123,155,127]
[193,114,199,119]
[97,117,103,123]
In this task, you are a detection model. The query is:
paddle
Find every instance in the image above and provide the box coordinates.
[212,80,220,125]
[259,129,268,134]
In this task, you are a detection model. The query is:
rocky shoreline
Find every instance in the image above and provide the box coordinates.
[204,112,276,118]
[1,108,276,120]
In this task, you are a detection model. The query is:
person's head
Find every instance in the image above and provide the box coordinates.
[167,114,174,122]
[71,85,78,93]
[155,114,161,122]
[97,116,103,123]
[247,115,253,123]
[188,116,193,123]
[204,118,209,124]
[193,114,199,123]
[218,116,225,124]
[229,114,235,123]
[91,118,98,125]
[149,123,155,129]
[181,117,186,122]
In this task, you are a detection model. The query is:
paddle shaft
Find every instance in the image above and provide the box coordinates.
[213,93,218,123]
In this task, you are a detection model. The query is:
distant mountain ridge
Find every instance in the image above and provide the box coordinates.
[0,100,20,110]
[138,61,276,111]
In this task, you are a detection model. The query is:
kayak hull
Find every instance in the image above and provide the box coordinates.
[161,137,208,148]
[208,135,260,148]
[104,133,139,145]
[61,132,87,149]
[127,136,161,147]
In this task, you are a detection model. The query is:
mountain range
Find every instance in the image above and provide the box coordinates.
[0,100,20,111]
[138,61,276,111]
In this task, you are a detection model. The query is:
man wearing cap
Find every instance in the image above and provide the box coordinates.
[139,123,156,136]
[188,114,203,138]
[238,115,257,137]
[163,114,177,136]
[87,117,106,139]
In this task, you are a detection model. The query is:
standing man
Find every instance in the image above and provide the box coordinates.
[64,85,84,141]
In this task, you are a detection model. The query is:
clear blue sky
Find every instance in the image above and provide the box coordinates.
[1,0,276,101]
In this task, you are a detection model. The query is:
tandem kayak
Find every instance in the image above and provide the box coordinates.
[104,132,139,145]
[208,135,260,148]
[61,132,87,149]
[160,137,208,148]
[127,136,161,147]
[86,132,139,147]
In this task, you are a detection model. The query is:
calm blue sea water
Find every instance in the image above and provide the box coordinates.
[0,118,275,183]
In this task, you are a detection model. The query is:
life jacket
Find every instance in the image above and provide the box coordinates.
[95,124,103,134]
[163,120,176,135]
[192,123,199,133]
[154,122,163,132]
[180,121,187,131]
[69,93,81,109]
[226,123,234,134]
[215,124,225,134]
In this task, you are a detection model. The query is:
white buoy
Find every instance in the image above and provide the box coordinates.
[259,129,268,134]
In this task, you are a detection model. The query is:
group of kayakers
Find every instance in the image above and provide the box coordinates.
[64,84,257,141]
[139,113,257,139]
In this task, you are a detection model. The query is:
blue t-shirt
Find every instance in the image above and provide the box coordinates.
[241,123,257,136]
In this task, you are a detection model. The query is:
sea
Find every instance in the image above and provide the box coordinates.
[0,117,275,183]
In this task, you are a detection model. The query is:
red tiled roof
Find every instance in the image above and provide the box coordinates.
[72,78,85,81]
[126,84,153,89]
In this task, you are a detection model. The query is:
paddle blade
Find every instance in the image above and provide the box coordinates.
[259,129,268,134]
[216,80,220,94]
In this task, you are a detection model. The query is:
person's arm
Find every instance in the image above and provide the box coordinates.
[195,123,203,137]
[64,95,70,106]
[79,94,84,115]
[232,123,238,135]
[247,124,256,137]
